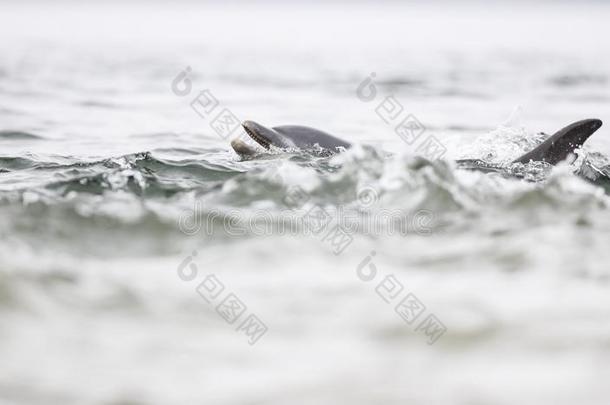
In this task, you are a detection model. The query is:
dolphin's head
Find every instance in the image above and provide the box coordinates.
[241,120,292,150]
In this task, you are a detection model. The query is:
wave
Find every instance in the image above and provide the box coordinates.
[0,151,242,196]
[0,130,43,140]
[0,138,608,252]
[549,73,607,87]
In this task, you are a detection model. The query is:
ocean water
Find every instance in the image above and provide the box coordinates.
[1,2,610,404]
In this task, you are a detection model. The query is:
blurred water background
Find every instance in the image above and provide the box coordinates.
[1,1,610,404]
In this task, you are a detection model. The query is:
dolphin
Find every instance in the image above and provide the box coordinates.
[231,120,351,157]
[231,119,603,167]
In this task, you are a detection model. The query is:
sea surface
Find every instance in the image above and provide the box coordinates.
[1,2,610,404]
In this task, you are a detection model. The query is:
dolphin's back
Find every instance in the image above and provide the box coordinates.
[512,119,602,164]
[273,125,351,150]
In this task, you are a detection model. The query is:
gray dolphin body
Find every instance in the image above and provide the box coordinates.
[231,119,603,167]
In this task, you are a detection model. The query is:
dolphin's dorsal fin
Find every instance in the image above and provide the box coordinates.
[512,119,602,165]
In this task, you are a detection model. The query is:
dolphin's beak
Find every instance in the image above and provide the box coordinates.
[230,138,259,156]
[242,121,271,149]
